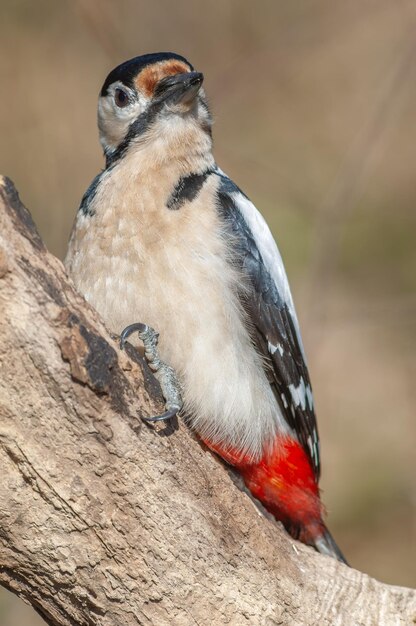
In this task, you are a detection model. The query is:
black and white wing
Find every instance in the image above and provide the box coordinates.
[215,170,320,479]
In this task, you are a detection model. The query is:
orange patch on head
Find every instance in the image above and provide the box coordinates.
[135,60,190,97]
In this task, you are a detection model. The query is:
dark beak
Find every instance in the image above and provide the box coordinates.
[154,71,204,105]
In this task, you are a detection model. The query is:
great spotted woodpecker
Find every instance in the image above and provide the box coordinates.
[65,52,347,564]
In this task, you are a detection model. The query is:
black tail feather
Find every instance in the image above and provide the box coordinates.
[314,526,349,565]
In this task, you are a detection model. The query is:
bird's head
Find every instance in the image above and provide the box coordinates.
[98,52,212,167]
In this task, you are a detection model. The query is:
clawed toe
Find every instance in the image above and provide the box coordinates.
[120,322,183,424]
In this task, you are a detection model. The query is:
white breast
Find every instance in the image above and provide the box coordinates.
[65,162,287,460]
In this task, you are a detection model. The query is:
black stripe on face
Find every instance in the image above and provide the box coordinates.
[167,169,213,210]
[105,99,165,167]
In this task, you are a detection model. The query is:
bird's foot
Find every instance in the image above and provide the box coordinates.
[120,322,183,423]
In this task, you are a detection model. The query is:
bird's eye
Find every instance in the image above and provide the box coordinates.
[114,88,129,108]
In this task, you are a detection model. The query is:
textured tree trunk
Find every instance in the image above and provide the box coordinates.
[0,176,414,626]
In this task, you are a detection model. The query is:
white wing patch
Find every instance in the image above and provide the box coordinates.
[308,431,320,469]
[230,190,307,362]
[288,379,314,412]
[268,341,284,356]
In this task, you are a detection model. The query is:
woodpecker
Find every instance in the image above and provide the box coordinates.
[65,52,347,564]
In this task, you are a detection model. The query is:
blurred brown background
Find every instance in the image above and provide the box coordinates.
[0,0,415,622]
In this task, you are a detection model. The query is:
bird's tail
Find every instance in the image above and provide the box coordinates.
[313,526,349,565]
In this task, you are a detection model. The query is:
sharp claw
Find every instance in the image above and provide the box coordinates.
[120,322,149,349]
[141,406,181,423]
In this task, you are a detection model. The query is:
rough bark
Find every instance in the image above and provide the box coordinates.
[0,175,414,626]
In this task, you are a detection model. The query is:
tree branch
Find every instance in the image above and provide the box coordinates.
[0,176,414,626]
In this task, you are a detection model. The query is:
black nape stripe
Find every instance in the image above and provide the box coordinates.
[78,171,103,217]
[167,169,213,210]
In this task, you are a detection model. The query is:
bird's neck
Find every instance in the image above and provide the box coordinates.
[107,117,214,177]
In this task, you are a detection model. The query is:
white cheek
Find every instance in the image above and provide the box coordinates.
[97,91,146,153]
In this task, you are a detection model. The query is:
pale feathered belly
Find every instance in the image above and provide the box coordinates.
[65,189,282,458]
